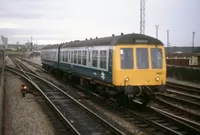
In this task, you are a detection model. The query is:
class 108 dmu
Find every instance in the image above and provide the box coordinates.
[41,33,166,105]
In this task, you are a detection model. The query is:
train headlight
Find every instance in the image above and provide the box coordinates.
[155,76,160,81]
[125,77,130,82]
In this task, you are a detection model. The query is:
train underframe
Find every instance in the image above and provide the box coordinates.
[43,64,166,106]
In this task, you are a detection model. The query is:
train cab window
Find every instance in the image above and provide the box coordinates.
[92,50,98,67]
[100,50,107,69]
[120,48,133,69]
[82,50,87,65]
[136,48,149,69]
[74,51,77,63]
[151,48,162,69]
[71,51,74,63]
[78,51,81,64]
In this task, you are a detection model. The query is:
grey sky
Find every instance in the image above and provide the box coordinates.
[0,0,199,46]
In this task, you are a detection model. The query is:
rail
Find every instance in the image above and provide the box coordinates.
[6,65,127,135]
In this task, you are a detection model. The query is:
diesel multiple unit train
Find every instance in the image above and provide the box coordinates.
[41,33,166,104]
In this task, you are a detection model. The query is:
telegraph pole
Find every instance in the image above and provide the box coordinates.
[155,25,159,39]
[140,0,145,34]
[167,30,170,54]
[31,36,33,52]
[192,32,195,53]
[0,35,7,134]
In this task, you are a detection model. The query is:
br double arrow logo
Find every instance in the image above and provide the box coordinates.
[101,72,105,80]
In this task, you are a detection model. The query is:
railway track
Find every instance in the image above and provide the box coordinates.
[77,87,200,135]
[167,82,200,96]
[156,82,200,114]
[19,57,43,70]
[151,82,200,128]
[6,60,128,135]
[12,58,42,77]
[152,98,200,123]
[157,89,200,111]
[14,57,200,135]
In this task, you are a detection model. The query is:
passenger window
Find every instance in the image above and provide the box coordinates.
[68,51,71,63]
[71,51,74,63]
[53,52,55,60]
[100,50,107,69]
[88,50,91,63]
[61,51,63,61]
[120,48,133,69]
[74,51,77,63]
[78,51,81,64]
[48,52,50,59]
[54,52,56,60]
[92,50,98,67]
[136,48,149,69]
[60,51,63,61]
[51,52,53,60]
[65,51,68,62]
[82,50,87,65]
[53,52,54,60]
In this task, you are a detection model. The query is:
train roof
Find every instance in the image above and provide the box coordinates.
[42,44,61,50]
[42,33,164,50]
[61,33,163,48]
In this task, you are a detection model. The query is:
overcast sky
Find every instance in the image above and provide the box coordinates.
[0,0,199,46]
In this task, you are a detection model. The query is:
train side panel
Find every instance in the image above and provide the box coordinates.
[58,46,113,85]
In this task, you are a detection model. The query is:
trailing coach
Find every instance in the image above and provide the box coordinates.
[41,33,166,105]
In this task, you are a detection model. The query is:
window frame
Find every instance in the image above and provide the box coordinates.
[120,48,134,69]
[100,50,107,69]
[150,48,163,69]
[92,50,99,68]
